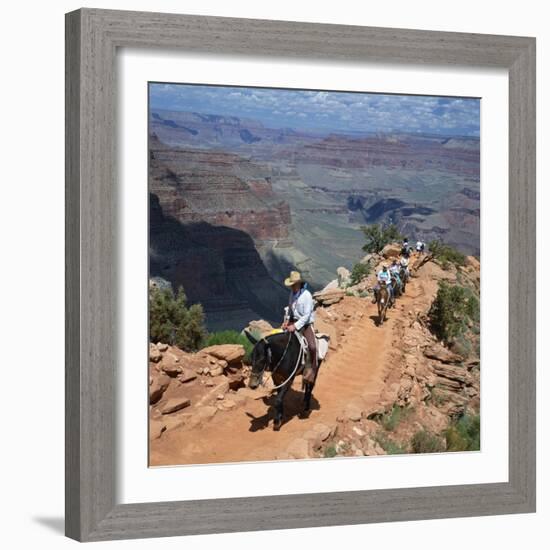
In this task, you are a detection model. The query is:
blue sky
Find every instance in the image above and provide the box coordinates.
[149,83,480,137]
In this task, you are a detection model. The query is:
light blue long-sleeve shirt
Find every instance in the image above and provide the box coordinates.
[377,270,391,285]
[289,288,315,330]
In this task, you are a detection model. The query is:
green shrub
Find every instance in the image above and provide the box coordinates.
[361,223,403,254]
[202,330,254,363]
[428,281,479,344]
[377,405,412,432]
[350,262,371,285]
[464,287,480,323]
[324,445,337,458]
[445,414,480,452]
[428,239,466,269]
[411,430,445,454]
[374,432,408,455]
[149,286,206,352]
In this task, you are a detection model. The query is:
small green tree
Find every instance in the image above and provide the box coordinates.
[428,281,478,343]
[149,285,206,351]
[382,223,403,243]
[350,262,371,286]
[361,223,403,254]
[428,239,466,269]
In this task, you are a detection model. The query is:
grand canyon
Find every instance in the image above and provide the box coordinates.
[147,87,482,465]
[149,106,479,331]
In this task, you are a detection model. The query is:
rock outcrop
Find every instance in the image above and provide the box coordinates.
[149,342,255,440]
[199,344,245,365]
[336,267,351,287]
[381,244,402,259]
[313,288,345,306]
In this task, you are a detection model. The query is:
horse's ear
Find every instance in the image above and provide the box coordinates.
[243,329,259,345]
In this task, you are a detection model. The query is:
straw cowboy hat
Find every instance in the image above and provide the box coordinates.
[284,271,303,287]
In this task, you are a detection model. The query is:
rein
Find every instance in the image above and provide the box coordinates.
[252,332,290,384]
[256,332,302,391]
[267,337,303,391]
[273,332,293,372]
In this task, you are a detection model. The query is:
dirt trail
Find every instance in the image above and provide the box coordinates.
[150,270,430,466]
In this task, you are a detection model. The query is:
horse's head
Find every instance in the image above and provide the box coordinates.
[244,330,272,389]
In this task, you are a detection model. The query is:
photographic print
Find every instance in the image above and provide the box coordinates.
[148,83,480,466]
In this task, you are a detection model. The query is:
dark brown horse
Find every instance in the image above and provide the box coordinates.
[245,330,315,431]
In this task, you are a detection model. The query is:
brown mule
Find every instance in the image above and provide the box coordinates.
[376,282,391,325]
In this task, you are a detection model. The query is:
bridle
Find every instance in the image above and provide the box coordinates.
[255,332,291,379]
[252,332,302,391]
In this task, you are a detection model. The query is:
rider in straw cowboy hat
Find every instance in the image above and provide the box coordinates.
[282,271,318,384]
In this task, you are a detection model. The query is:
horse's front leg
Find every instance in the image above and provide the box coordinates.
[273,384,289,431]
[303,382,313,412]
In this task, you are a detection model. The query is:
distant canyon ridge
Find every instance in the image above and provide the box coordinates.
[149,109,480,331]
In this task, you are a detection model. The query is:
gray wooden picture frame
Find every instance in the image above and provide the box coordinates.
[65,8,536,542]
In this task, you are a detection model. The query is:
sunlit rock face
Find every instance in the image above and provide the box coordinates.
[150,135,291,242]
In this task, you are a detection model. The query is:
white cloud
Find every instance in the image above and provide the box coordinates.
[149,83,479,135]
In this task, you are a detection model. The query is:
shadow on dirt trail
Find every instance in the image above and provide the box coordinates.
[245,387,320,432]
